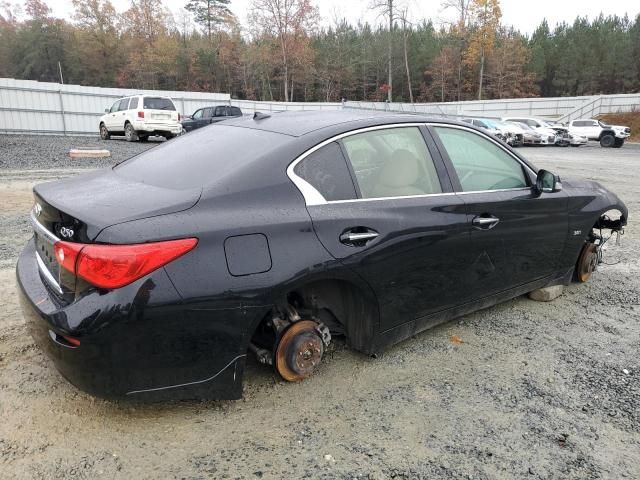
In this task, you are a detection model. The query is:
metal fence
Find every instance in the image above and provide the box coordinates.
[0,78,230,135]
[344,93,640,120]
[1,78,638,136]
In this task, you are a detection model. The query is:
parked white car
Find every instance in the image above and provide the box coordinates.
[99,95,181,142]
[502,117,558,145]
[567,119,630,148]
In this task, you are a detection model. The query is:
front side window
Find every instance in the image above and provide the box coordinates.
[192,109,203,119]
[341,127,442,199]
[293,142,357,201]
[230,107,242,116]
[434,126,528,192]
[109,101,119,113]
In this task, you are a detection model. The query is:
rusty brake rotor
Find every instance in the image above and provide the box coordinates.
[576,242,599,283]
[274,320,324,382]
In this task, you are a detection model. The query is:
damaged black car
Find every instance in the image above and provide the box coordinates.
[16,111,627,400]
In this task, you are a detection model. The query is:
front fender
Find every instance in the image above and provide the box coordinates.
[560,180,628,270]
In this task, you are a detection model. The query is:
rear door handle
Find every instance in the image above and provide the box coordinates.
[472,216,500,230]
[339,229,379,246]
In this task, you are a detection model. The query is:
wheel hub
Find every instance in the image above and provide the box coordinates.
[275,320,324,382]
[577,242,599,282]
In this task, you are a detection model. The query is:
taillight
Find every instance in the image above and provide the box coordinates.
[53,238,197,289]
[138,111,144,118]
[54,241,83,273]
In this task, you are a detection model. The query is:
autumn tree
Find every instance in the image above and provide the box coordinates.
[465,0,501,99]
[441,0,472,101]
[249,0,319,102]
[422,45,457,102]
[69,0,119,86]
[485,28,536,98]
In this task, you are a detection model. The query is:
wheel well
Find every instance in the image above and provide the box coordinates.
[598,130,615,139]
[282,279,378,353]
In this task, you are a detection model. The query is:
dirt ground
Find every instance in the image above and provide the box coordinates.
[0,137,638,480]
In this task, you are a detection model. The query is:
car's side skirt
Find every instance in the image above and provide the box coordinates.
[371,267,574,354]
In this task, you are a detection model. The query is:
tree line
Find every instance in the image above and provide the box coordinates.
[0,0,639,103]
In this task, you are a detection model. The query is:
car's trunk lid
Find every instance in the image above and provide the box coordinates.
[31,168,201,302]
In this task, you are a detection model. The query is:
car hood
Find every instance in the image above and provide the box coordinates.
[34,167,202,240]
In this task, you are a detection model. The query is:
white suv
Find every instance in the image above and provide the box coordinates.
[99,95,181,142]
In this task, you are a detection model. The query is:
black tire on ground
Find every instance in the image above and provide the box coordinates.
[613,138,624,148]
[600,134,615,148]
[99,124,110,140]
[139,135,149,142]
[164,134,176,140]
[570,144,582,147]
[124,123,138,142]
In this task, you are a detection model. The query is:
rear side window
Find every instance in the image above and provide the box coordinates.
[434,127,528,192]
[143,97,175,110]
[294,142,357,201]
[128,97,138,110]
[117,98,130,111]
[341,127,442,199]
[115,125,288,189]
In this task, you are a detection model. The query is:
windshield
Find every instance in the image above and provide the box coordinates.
[514,122,533,131]
[481,119,498,128]
[115,125,289,189]
[598,120,611,127]
[143,97,176,110]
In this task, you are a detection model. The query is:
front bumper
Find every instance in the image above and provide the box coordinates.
[16,239,254,401]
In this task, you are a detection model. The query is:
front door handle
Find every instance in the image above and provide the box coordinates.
[472,215,500,230]
[339,229,379,246]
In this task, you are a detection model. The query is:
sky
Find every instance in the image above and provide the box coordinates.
[41,0,640,35]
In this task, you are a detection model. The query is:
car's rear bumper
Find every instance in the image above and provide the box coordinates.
[16,239,256,401]
[133,121,181,135]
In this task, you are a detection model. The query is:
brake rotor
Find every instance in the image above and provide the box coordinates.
[274,320,324,382]
[576,242,599,282]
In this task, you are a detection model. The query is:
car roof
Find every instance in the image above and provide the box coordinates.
[219,110,465,137]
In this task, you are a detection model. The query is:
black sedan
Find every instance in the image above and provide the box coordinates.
[181,105,242,132]
[16,111,627,401]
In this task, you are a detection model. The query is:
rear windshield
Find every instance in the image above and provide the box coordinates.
[114,125,289,189]
[143,97,176,110]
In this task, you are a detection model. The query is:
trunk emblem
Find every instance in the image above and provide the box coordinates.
[60,227,75,239]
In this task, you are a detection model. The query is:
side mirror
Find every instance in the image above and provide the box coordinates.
[104,108,110,113]
[535,169,562,195]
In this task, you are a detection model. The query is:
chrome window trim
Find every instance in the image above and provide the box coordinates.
[286,122,536,207]
[286,123,427,206]
[427,123,537,177]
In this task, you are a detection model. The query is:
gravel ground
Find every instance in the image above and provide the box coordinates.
[0,135,638,480]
